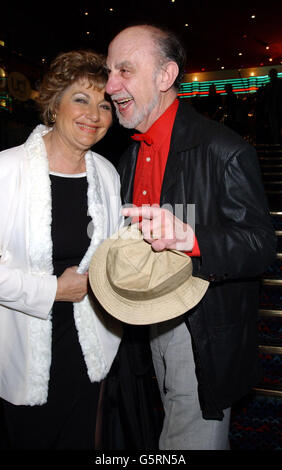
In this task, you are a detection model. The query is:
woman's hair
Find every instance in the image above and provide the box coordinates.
[37,50,109,126]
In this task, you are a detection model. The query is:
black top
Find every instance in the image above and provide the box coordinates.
[50,173,91,277]
[49,173,92,388]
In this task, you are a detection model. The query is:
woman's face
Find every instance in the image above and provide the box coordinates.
[54,79,112,152]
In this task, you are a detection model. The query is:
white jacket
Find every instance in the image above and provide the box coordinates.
[0,125,123,405]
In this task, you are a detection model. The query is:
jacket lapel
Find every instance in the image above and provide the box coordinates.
[118,142,139,204]
[24,125,54,405]
[77,150,105,274]
[160,143,181,203]
[161,101,201,204]
[25,125,53,276]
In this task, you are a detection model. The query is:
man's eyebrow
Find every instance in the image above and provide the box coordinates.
[108,61,133,71]
[117,61,132,68]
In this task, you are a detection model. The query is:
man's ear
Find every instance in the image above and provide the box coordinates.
[159,61,179,92]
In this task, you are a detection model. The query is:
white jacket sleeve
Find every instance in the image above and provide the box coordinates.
[0,265,57,320]
[0,145,57,320]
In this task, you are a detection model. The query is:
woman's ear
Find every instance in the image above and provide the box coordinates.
[159,61,179,92]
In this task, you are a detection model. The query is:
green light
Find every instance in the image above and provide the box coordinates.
[178,73,282,98]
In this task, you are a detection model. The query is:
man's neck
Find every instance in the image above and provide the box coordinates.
[136,89,178,133]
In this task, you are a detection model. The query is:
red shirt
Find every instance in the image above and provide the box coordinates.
[132,98,200,256]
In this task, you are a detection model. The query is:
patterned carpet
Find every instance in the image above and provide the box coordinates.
[229,393,282,450]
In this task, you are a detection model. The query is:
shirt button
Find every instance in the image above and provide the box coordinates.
[142,190,147,195]
[146,157,151,162]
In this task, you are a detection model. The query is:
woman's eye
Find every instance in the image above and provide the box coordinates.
[101,104,111,110]
[74,97,88,104]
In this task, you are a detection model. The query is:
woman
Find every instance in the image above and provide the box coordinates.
[0,50,123,449]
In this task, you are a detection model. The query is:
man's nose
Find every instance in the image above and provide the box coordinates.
[106,73,122,95]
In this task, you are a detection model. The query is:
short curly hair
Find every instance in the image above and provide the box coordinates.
[37,50,109,126]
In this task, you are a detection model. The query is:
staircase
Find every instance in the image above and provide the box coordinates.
[229,145,282,450]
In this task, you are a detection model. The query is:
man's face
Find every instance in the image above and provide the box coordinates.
[106,27,162,132]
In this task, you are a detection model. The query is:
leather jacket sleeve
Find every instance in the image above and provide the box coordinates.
[194,145,277,281]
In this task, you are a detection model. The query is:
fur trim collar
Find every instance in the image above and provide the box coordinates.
[23,125,113,404]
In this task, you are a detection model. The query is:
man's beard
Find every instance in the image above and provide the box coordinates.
[115,91,159,129]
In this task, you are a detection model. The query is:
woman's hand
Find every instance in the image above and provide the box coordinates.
[55,266,88,302]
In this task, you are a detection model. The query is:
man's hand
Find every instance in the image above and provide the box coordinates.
[55,266,88,302]
[122,206,195,252]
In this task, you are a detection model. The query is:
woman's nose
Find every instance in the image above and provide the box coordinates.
[87,105,99,121]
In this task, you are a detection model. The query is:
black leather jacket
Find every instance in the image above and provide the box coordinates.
[118,100,277,419]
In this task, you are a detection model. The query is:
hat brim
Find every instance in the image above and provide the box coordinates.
[89,228,209,325]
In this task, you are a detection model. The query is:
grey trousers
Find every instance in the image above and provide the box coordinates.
[150,317,231,450]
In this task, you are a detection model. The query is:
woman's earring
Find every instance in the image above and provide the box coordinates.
[50,112,56,123]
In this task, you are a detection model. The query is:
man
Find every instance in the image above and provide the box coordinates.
[105,24,276,450]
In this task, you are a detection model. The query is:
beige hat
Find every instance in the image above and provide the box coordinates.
[89,225,209,325]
